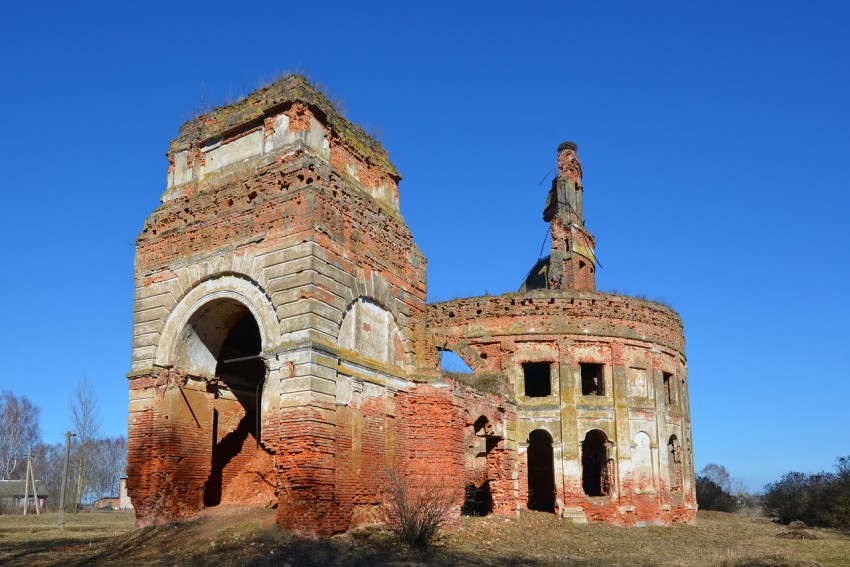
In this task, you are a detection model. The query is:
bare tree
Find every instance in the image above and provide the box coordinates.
[0,390,40,479]
[31,442,64,511]
[69,376,102,511]
[87,436,127,501]
[700,463,733,493]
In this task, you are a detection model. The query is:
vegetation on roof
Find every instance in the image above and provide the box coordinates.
[172,73,397,177]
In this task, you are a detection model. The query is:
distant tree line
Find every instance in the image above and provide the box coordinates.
[762,456,850,529]
[0,379,127,514]
[695,463,741,513]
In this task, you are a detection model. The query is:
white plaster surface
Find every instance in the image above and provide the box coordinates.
[204,130,264,174]
[632,431,653,491]
[338,299,406,369]
[169,150,192,187]
[627,367,648,398]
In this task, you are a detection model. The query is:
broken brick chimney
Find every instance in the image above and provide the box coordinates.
[544,142,596,292]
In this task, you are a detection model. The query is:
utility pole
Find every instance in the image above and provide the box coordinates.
[58,432,76,530]
[23,445,31,515]
[29,448,41,515]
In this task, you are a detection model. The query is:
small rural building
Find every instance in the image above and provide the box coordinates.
[95,478,134,510]
[0,479,47,510]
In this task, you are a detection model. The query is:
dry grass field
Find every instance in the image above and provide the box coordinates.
[0,508,848,566]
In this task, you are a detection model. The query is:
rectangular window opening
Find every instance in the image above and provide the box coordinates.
[523,362,552,397]
[580,363,605,396]
[663,372,674,404]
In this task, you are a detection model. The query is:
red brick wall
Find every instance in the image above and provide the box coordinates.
[127,372,211,524]
[427,293,695,526]
[427,292,684,363]
[260,404,336,535]
[396,381,518,519]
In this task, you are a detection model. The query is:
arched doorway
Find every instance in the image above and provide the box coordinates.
[204,311,267,506]
[527,429,555,512]
[172,297,272,507]
[582,429,611,496]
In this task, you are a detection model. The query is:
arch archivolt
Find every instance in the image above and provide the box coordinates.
[581,427,612,443]
[438,341,488,373]
[155,275,281,372]
[518,426,557,449]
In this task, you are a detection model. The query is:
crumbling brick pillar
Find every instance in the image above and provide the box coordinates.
[486,428,520,516]
[126,370,213,524]
[262,346,340,535]
[271,404,337,533]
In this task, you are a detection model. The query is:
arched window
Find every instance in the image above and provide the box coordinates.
[582,429,613,496]
[667,435,682,491]
[440,350,474,373]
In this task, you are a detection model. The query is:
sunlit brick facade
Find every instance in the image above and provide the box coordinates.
[127,76,694,534]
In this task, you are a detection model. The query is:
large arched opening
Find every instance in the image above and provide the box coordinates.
[172,297,274,507]
[527,429,555,512]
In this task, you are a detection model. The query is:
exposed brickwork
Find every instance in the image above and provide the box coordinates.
[127,371,211,523]
[127,75,694,536]
[396,381,518,518]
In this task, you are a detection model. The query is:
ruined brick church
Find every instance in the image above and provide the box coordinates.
[127,75,695,534]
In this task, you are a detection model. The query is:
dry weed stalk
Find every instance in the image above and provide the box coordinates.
[382,469,458,547]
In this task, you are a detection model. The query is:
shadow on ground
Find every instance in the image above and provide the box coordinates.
[2,509,844,567]
[3,521,556,567]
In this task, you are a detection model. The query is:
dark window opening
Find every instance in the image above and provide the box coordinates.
[527,429,556,512]
[663,372,674,404]
[462,480,493,516]
[580,363,604,396]
[474,415,499,440]
[582,429,612,496]
[523,362,552,397]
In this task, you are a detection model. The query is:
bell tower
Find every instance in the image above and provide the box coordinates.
[543,141,596,292]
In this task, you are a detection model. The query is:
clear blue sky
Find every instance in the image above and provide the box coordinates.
[0,1,847,491]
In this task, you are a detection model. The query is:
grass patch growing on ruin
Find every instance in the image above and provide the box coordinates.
[441,371,509,396]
